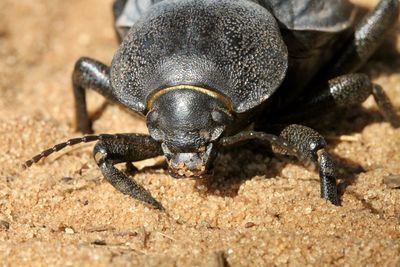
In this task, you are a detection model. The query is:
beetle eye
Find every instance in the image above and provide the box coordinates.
[147,110,165,140]
[147,109,159,124]
[211,108,233,125]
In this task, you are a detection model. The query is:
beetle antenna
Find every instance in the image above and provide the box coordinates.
[22,134,121,169]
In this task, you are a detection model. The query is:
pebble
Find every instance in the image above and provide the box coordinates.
[383,174,400,189]
[65,227,75,234]
[0,220,10,230]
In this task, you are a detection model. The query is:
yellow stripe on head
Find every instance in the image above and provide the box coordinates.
[146,85,233,112]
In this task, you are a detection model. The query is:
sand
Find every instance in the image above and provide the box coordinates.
[0,0,399,266]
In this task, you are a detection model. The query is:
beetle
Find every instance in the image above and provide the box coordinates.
[24,0,400,210]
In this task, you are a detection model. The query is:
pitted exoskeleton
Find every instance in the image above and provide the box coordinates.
[24,0,400,210]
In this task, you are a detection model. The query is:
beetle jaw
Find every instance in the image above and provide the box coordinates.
[162,143,216,179]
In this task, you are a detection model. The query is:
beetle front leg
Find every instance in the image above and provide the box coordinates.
[72,57,116,134]
[220,128,339,205]
[92,134,165,210]
[329,0,399,76]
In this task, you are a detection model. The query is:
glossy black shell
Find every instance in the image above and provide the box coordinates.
[262,0,355,32]
[111,0,288,113]
[111,0,356,113]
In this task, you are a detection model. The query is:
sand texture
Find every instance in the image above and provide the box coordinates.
[1,0,400,266]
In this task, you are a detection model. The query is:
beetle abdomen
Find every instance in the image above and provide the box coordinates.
[110,0,288,113]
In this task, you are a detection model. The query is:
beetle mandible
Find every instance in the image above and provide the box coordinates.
[24,0,400,210]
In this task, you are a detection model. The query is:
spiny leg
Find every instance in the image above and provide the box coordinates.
[275,73,400,128]
[329,0,399,76]
[72,57,115,134]
[93,134,164,210]
[219,129,339,205]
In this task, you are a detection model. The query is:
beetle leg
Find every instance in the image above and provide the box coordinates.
[276,73,400,128]
[328,0,399,76]
[276,125,339,205]
[371,84,400,127]
[113,0,128,21]
[113,0,161,41]
[113,0,128,41]
[92,133,165,210]
[72,57,115,134]
[219,128,339,205]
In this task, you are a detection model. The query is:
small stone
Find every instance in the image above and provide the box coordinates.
[304,207,312,214]
[0,220,10,230]
[77,163,90,175]
[62,176,74,184]
[92,239,107,246]
[245,222,255,228]
[65,227,75,234]
[383,174,400,189]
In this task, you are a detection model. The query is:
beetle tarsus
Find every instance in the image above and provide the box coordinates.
[372,84,400,128]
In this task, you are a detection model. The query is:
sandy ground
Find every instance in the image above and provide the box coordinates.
[0,0,400,266]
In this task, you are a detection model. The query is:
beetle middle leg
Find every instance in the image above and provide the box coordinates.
[275,125,339,205]
[92,133,164,210]
[220,128,339,205]
[276,73,400,128]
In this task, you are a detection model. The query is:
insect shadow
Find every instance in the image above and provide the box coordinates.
[192,103,391,201]
[106,55,398,205]
[192,140,365,200]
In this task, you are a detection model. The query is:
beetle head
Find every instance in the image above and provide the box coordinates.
[146,87,233,178]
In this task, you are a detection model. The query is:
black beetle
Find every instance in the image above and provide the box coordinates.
[24,0,400,210]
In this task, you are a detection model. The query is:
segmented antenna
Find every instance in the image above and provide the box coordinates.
[22,134,120,169]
